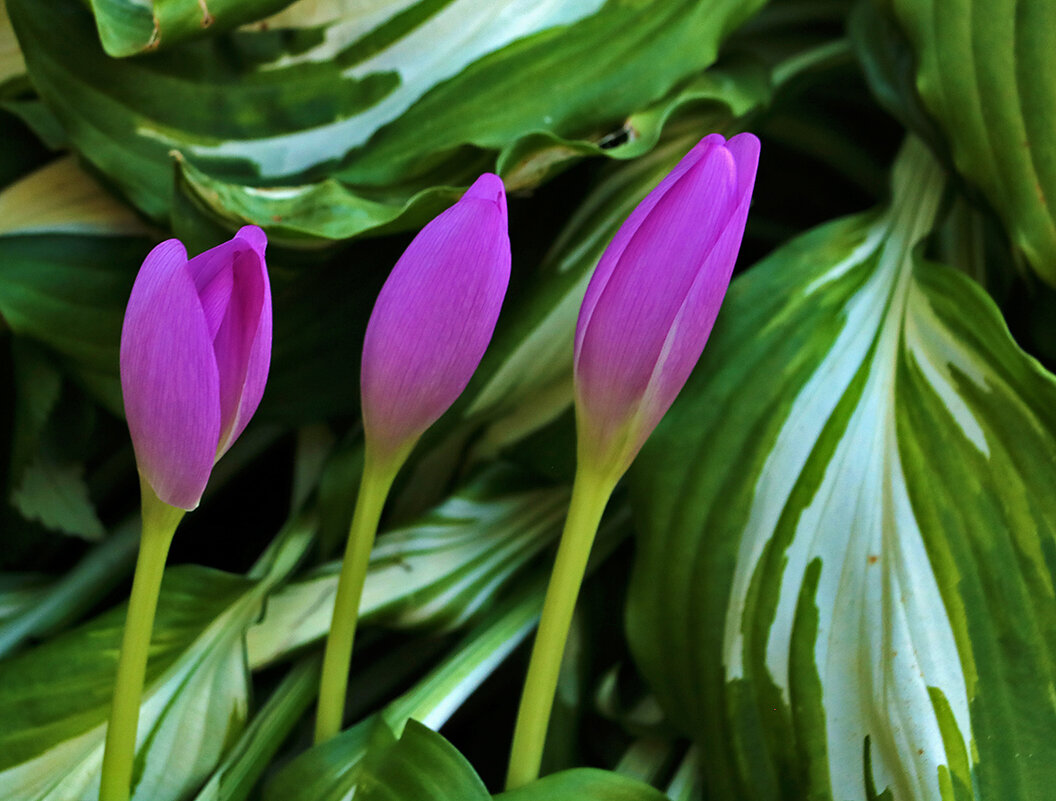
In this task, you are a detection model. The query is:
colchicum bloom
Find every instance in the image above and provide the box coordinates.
[314,172,511,744]
[574,132,759,479]
[361,172,512,461]
[120,225,272,510]
[102,226,272,801]
[506,133,760,790]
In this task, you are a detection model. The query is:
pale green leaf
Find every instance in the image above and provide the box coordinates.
[246,470,568,668]
[0,521,313,801]
[0,157,152,238]
[627,139,1056,800]
[0,0,24,88]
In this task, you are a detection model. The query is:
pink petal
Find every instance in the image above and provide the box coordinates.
[634,145,759,449]
[574,133,727,363]
[575,142,738,434]
[120,239,221,510]
[213,226,270,456]
[188,239,237,341]
[361,173,511,454]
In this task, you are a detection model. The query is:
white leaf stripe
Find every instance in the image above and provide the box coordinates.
[630,139,1056,800]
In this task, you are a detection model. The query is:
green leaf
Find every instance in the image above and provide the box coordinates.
[355,720,490,801]
[494,769,670,801]
[627,138,1056,800]
[191,657,320,801]
[0,0,25,89]
[286,719,669,801]
[85,0,294,57]
[7,342,105,541]
[264,583,543,801]
[10,458,105,540]
[0,159,159,412]
[9,0,764,236]
[0,566,255,800]
[875,0,1056,284]
[246,468,568,667]
[0,519,313,800]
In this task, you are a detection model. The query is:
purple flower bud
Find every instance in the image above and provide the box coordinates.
[361,173,511,459]
[120,226,272,510]
[574,133,759,476]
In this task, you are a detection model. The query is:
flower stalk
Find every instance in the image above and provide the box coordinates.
[98,481,184,801]
[504,462,617,790]
[313,447,402,743]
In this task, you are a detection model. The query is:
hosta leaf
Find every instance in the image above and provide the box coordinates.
[0,521,312,801]
[0,156,151,238]
[8,0,764,237]
[246,469,568,667]
[0,158,157,412]
[0,0,24,88]
[353,720,488,801]
[494,769,670,801]
[876,0,1056,284]
[627,139,1056,801]
[264,584,543,801]
[177,62,770,246]
[86,0,293,57]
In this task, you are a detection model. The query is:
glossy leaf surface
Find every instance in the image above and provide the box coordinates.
[627,140,1056,800]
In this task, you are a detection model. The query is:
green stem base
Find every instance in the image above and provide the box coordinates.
[99,478,184,801]
[505,465,615,790]
[313,449,401,744]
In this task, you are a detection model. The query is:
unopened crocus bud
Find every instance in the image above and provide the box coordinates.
[120,226,272,510]
[361,172,511,461]
[574,133,759,478]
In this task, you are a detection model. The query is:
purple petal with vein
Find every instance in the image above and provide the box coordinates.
[120,239,221,509]
[208,227,270,455]
[574,133,760,474]
[361,173,510,457]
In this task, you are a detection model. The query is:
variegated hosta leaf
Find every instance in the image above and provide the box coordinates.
[877,0,1056,284]
[627,139,1056,801]
[263,585,543,801]
[86,0,294,57]
[0,158,157,412]
[7,0,763,239]
[246,473,569,668]
[0,523,312,801]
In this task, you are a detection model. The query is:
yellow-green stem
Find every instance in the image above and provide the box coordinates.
[314,449,401,743]
[99,478,184,801]
[505,465,615,790]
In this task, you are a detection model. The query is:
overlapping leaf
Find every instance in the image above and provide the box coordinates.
[246,471,569,667]
[86,0,294,57]
[8,0,764,239]
[627,139,1056,800]
[874,0,1056,284]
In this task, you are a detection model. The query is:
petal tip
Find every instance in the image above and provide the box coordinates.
[464,173,507,213]
[235,225,268,255]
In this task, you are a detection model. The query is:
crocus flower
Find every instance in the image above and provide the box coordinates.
[573,132,759,477]
[360,172,511,461]
[120,225,272,510]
